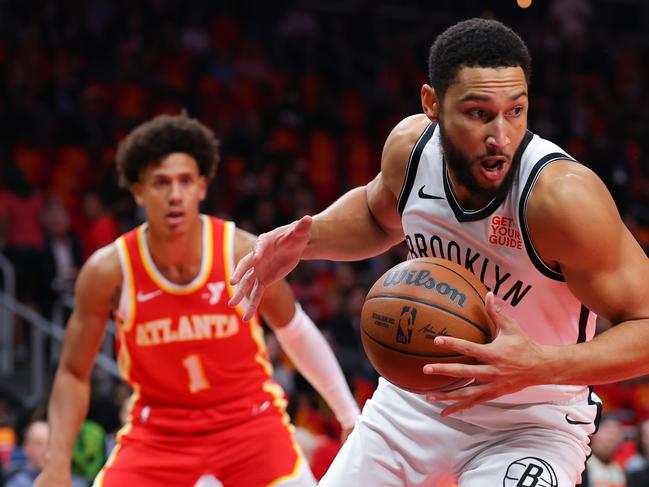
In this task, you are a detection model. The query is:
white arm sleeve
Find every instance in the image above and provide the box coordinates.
[273,305,360,429]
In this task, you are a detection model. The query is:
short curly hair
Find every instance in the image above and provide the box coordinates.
[428,18,531,101]
[116,114,220,188]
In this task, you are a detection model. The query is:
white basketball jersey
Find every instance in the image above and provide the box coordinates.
[397,122,597,404]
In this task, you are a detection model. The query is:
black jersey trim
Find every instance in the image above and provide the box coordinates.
[443,159,504,222]
[518,152,577,281]
[397,122,436,215]
[577,305,590,344]
[443,130,534,223]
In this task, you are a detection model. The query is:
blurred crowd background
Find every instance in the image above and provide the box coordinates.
[0,0,648,485]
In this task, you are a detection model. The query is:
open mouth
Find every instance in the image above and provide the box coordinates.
[480,156,506,170]
[478,156,508,181]
[166,210,185,225]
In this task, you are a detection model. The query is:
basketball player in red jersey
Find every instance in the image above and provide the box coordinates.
[34,114,359,487]
[230,18,649,486]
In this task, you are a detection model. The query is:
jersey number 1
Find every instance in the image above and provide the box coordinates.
[182,355,210,393]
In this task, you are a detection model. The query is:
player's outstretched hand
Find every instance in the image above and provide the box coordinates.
[422,292,548,416]
[229,216,313,320]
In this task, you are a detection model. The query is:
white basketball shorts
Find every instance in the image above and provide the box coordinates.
[320,378,600,487]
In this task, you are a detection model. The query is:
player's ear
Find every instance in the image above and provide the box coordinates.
[421,85,439,122]
[132,183,144,206]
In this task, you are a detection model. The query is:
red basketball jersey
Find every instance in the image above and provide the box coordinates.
[113,216,284,412]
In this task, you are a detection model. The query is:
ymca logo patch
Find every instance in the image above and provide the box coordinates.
[201,281,226,304]
[503,457,558,487]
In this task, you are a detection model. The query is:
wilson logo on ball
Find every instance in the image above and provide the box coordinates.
[382,269,467,308]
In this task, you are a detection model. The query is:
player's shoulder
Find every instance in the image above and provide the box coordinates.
[381,114,432,189]
[528,159,619,247]
[531,159,608,213]
[70,242,123,315]
[383,114,431,157]
[78,242,122,290]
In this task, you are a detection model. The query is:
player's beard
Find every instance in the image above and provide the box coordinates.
[438,120,520,204]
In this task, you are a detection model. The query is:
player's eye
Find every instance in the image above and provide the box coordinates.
[508,106,524,117]
[153,179,169,188]
[468,108,488,119]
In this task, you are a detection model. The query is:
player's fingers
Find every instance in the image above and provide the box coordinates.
[243,279,265,321]
[423,363,496,379]
[440,396,487,417]
[230,251,254,285]
[229,268,256,307]
[427,384,495,414]
[427,380,494,400]
[485,292,514,331]
[432,335,487,360]
[440,385,505,416]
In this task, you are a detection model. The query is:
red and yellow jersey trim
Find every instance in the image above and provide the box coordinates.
[265,380,303,486]
[115,237,136,333]
[114,237,136,382]
[223,221,274,377]
[268,453,303,487]
[136,215,214,295]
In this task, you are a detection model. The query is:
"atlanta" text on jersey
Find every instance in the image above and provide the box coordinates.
[135,313,239,346]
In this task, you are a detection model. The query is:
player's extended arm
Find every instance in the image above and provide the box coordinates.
[229,115,427,319]
[35,246,120,487]
[233,229,360,435]
[424,162,649,414]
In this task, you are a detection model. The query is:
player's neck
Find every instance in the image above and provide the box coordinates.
[146,217,203,283]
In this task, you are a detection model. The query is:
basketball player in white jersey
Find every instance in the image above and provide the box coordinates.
[230,18,649,486]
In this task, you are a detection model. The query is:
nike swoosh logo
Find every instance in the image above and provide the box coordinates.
[564,414,590,425]
[136,290,164,302]
[418,185,444,200]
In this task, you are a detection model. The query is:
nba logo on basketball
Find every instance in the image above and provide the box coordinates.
[503,457,558,487]
[396,307,416,344]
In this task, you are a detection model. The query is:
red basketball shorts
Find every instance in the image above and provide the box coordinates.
[94,404,310,487]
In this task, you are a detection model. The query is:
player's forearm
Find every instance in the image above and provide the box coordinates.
[304,186,402,261]
[43,367,91,471]
[274,306,360,428]
[544,319,649,385]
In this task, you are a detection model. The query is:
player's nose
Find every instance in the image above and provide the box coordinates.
[169,180,182,202]
[485,117,511,149]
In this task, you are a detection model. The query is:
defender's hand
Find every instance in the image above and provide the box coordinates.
[229,216,312,320]
[423,292,548,416]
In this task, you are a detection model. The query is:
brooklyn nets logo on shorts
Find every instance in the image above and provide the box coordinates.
[503,457,558,487]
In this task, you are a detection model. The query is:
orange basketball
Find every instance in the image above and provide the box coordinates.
[360,257,495,393]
